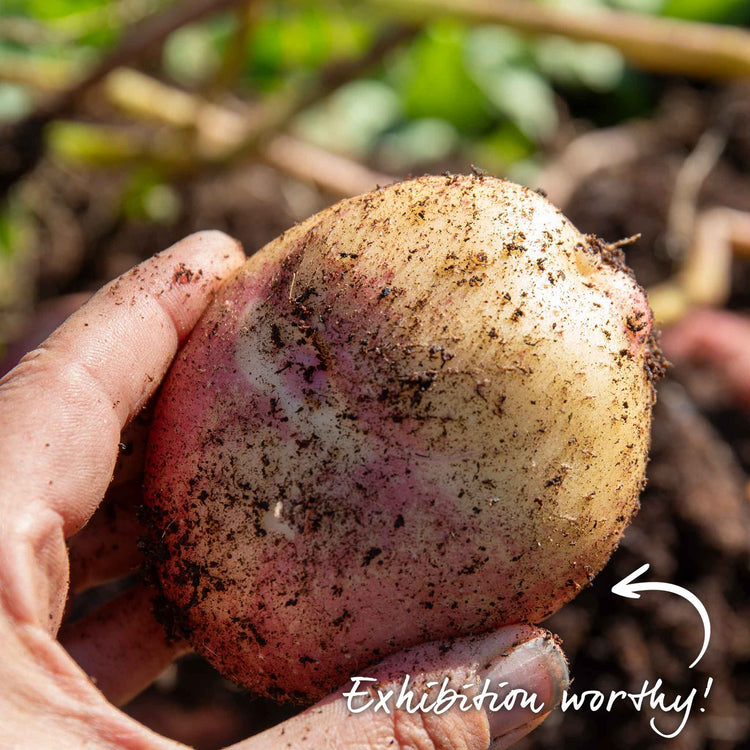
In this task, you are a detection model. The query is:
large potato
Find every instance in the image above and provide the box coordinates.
[144,174,663,702]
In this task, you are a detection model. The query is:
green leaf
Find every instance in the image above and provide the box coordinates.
[534,37,625,92]
[47,121,143,165]
[389,21,492,133]
[245,7,372,89]
[163,23,221,87]
[121,169,180,224]
[472,121,536,171]
[465,25,529,72]
[294,79,401,158]
[25,0,108,20]
[606,0,664,12]
[476,67,558,141]
[661,0,750,23]
[0,84,32,121]
[377,118,459,170]
[0,209,21,259]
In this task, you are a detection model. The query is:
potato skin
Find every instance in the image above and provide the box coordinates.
[144,174,662,702]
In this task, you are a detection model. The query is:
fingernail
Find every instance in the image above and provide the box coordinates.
[478,634,569,749]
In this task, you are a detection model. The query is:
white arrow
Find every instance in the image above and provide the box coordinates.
[612,563,711,669]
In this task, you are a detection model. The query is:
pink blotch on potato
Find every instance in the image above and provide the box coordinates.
[144,175,664,702]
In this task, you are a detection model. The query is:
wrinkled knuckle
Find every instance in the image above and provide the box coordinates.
[3,344,91,397]
[1,345,51,389]
[0,504,66,627]
[391,709,437,750]
[391,708,488,750]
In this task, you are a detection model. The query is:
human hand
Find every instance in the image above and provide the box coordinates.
[0,231,568,749]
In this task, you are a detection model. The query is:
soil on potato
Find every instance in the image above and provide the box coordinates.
[5,82,748,749]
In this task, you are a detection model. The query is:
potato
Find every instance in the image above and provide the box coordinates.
[144,174,664,702]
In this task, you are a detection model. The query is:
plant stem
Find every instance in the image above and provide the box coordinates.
[206,2,258,94]
[0,0,250,199]
[103,67,397,193]
[47,0,251,117]
[367,0,750,78]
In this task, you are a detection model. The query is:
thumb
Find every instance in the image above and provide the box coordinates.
[232,624,568,750]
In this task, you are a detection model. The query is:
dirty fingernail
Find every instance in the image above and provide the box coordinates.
[478,634,569,749]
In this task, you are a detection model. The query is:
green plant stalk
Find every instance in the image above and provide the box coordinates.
[366,0,750,78]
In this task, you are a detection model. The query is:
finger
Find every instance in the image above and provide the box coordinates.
[233,625,568,750]
[67,482,144,594]
[0,612,183,749]
[0,231,244,630]
[68,398,158,594]
[0,230,245,538]
[3,295,152,593]
[68,395,157,595]
[662,309,750,411]
[59,583,190,707]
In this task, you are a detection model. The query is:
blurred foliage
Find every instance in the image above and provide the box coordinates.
[289,10,634,175]
[659,0,750,23]
[247,6,372,87]
[163,21,225,87]
[0,203,24,260]
[0,0,747,208]
[0,196,34,341]
[48,120,145,165]
[121,168,181,223]
[0,83,31,121]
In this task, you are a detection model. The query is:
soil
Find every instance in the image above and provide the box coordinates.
[523,83,749,750]
[3,82,748,749]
